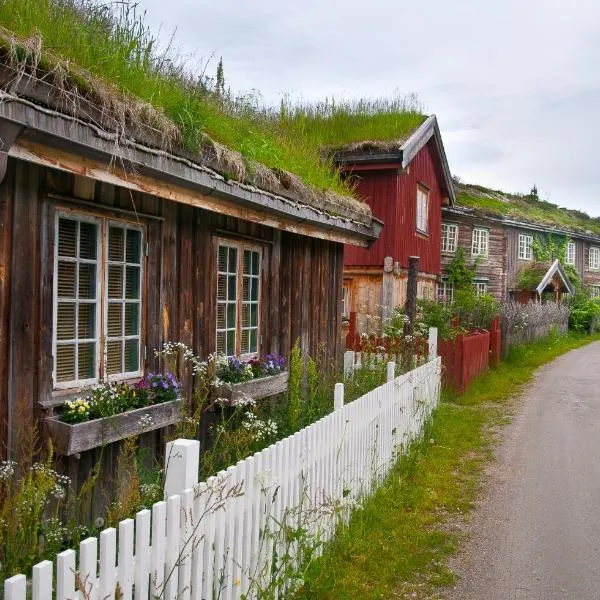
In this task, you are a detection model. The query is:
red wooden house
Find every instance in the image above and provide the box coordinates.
[336,115,455,333]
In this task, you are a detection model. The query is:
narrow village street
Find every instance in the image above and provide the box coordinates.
[445,341,600,600]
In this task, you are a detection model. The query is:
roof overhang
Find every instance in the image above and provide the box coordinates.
[536,259,575,296]
[0,91,382,248]
[333,115,456,205]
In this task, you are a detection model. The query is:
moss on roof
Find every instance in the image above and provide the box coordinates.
[0,0,425,223]
[455,183,600,236]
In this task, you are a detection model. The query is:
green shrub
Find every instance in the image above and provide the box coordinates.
[568,292,600,332]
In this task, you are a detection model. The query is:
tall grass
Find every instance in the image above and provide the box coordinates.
[0,0,424,199]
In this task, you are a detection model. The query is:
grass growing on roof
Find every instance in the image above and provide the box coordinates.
[297,330,600,599]
[457,183,600,235]
[0,0,424,201]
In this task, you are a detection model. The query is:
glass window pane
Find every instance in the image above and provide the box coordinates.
[124,339,139,372]
[217,304,226,329]
[217,274,227,301]
[108,227,124,262]
[78,342,95,380]
[241,304,250,328]
[218,246,227,272]
[226,330,235,355]
[57,262,76,298]
[228,247,237,272]
[250,330,257,353]
[252,252,259,276]
[250,305,258,327]
[242,277,250,302]
[107,303,123,337]
[126,229,141,264]
[55,344,76,382]
[125,303,139,336]
[78,303,96,339]
[251,279,258,301]
[57,303,76,340]
[78,263,97,299]
[106,340,123,375]
[227,303,236,328]
[216,331,226,355]
[228,275,237,301]
[125,266,140,299]
[79,222,97,260]
[58,219,77,257]
[243,250,251,275]
[107,265,123,298]
[241,329,249,353]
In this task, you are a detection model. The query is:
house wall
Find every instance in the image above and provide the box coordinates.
[0,157,344,511]
[440,213,506,300]
[582,241,600,288]
[344,139,444,276]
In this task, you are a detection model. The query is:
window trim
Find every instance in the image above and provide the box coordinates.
[216,238,263,359]
[473,279,488,296]
[566,241,576,265]
[518,233,534,261]
[441,222,458,254]
[438,279,454,303]
[589,246,600,271]
[416,185,429,235]
[53,210,146,390]
[471,227,489,257]
[342,284,351,319]
[590,285,600,298]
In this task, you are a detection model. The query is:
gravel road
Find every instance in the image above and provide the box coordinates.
[444,341,600,600]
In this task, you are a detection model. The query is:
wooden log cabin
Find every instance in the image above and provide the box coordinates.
[337,115,455,334]
[0,66,381,504]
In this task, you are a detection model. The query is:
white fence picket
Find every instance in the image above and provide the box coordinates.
[8,355,441,600]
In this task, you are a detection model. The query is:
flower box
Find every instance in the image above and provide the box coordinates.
[46,399,183,456]
[213,371,289,403]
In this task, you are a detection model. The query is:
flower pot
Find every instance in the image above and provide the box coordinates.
[45,399,183,456]
[212,371,289,403]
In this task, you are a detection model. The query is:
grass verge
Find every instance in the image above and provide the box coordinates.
[296,331,600,599]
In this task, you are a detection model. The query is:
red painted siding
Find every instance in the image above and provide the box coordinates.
[344,139,443,275]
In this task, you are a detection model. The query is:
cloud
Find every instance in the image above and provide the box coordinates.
[139,0,600,216]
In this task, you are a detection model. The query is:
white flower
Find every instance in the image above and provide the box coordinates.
[0,461,16,481]
[138,414,154,429]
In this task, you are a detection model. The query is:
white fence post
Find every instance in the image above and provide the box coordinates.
[428,327,438,362]
[164,439,200,499]
[386,361,396,382]
[344,351,355,378]
[334,383,344,410]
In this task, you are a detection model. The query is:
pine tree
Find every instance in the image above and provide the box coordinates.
[216,57,225,97]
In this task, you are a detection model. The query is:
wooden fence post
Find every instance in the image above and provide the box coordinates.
[334,383,345,410]
[455,333,465,393]
[164,439,200,499]
[404,256,420,335]
[386,361,396,382]
[428,327,438,362]
[489,317,501,367]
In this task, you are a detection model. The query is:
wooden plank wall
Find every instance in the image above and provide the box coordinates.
[0,157,344,516]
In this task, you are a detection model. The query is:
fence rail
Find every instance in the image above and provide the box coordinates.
[4,357,441,600]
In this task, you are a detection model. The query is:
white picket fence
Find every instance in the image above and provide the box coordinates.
[4,355,441,600]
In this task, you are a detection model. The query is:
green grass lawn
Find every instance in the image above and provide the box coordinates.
[296,331,600,599]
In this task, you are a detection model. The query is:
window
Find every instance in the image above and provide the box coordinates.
[518,234,533,260]
[438,279,454,303]
[441,223,458,253]
[416,186,429,234]
[474,280,488,296]
[591,285,600,298]
[217,242,262,356]
[589,246,600,271]
[471,228,489,257]
[342,284,351,318]
[566,241,576,265]
[54,214,144,389]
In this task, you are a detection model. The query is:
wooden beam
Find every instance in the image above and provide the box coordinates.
[0,121,22,183]
[9,139,374,248]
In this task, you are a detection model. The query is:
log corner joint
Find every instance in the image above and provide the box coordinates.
[0,121,23,183]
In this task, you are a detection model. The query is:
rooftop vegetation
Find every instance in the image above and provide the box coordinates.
[456,182,600,236]
[0,0,424,206]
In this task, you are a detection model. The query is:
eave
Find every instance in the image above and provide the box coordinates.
[536,259,575,296]
[0,92,383,248]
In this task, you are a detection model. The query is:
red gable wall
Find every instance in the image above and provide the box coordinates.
[344,138,443,276]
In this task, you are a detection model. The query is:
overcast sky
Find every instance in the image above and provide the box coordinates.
[139,0,600,216]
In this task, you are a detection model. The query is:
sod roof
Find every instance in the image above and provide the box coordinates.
[0,0,426,226]
[454,182,600,237]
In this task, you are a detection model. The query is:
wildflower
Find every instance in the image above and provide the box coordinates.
[138,414,155,429]
[0,460,16,481]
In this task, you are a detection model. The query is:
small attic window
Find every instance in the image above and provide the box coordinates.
[416,185,429,234]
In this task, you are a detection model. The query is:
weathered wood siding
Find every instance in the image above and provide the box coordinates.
[440,213,506,300]
[582,241,600,287]
[0,157,344,513]
[344,139,444,275]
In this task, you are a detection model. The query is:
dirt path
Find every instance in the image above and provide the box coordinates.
[444,341,600,600]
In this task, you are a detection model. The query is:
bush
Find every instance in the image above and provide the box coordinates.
[568,292,600,332]
[452,288,500,330]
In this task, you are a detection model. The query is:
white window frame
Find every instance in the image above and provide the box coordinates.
[566,241,576,265]
[589,246,600,271]
[591,285,600,299]
[441,223,458,253]
[53,212,145,390]
[216,239,263,358]
[416,185,429,234]
[518,234,533,260]
[342,284,351,319]
[438,279,454,303]
[474,280,488,296]
[471,227,489,257]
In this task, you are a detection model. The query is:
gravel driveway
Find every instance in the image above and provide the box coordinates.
[444,341,600,600]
